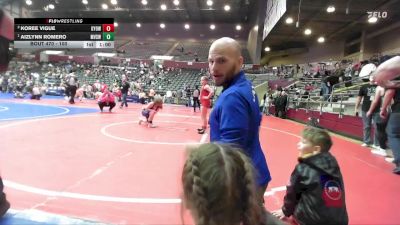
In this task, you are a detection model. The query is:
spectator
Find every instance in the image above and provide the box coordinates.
[66,73,77,104]
[355,75,379,147]
[192,85,200,112]
[373,56,400,174]
[359,60,377,79]
[274,90,288,119]
[272,127,348,225]
[139,91,147,104]
[30,85,42,100]
[148,88,155,101]
[373,56,400,88]
[120,79,130,109]
[164,89,172,104]
[186,86,192,107]
[367,84,389,157]
[14,81,24,98]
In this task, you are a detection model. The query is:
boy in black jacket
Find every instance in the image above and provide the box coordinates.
[273,127,348,225]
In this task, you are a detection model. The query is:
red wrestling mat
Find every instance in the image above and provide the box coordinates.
[0,99,399,224]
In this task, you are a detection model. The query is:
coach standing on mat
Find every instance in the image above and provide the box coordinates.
[208,37,271,201]
[0,8,12,216]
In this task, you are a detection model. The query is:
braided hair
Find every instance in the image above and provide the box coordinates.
[182,143,266,225]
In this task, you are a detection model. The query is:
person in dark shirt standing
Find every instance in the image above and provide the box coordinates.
[321,76,330,101]
[380,83,400,174]
[355,76,379,147]
[373,56,400,174]
[275,90,288,119]
[66,73,77,104]
[120,78,130,109]
[185,85,192,107]
[192,85,200,112]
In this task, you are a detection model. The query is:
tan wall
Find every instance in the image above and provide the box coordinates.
[262,25,399,66]
[267,41,345,66]
[362,39,379,60]
[360,26,400,60]
[374,27,400,55]
[343,52,361,61]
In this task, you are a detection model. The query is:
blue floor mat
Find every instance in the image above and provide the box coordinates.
[0,209,108,225]
[0,93,64,100]
[0,102,98,121]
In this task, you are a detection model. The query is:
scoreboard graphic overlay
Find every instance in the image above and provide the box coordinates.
[14,18,115,49]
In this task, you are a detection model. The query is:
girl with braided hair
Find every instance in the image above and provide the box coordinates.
[181,143,282,225]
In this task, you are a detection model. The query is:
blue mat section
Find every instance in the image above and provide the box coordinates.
[0,102,98,121]
[0,209,108,225]
[0,93,64,100]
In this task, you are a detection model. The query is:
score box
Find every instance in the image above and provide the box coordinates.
[102,32,114,41]
[102,24,114,32]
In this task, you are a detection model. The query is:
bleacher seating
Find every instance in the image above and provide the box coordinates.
[172,42,210,62]
[119,40,175,59]
[171,41,253,63]
[144,69,205,94]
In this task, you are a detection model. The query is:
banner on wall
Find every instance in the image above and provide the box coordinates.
[263,0,286,40]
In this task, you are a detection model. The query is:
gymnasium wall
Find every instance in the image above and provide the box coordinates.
[267,41,345,66]
[265,25,400,66]
[375,26,400,55]
[269,107,364,140]
[115,23,250,41]
[163,60,208,69]
[362,34,380,60]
